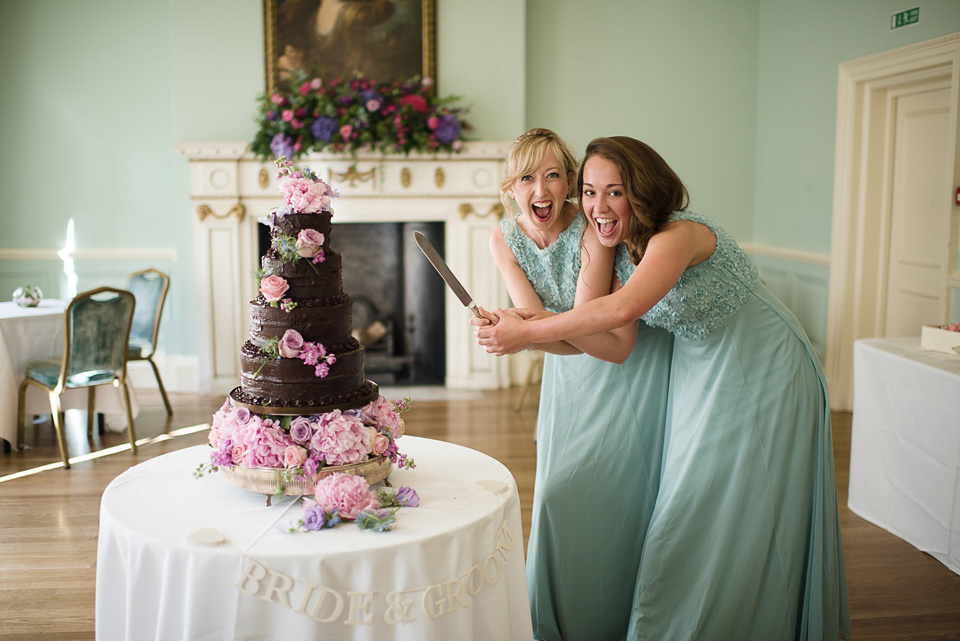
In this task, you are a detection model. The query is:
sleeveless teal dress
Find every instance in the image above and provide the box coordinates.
[623,212,851,640]
[501,213,674,641]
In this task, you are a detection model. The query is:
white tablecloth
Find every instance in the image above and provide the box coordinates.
[849,337,960,575]
[0,300,138,448]
[96,437,534,641]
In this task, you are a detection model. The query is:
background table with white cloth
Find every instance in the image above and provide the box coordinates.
[96,436,534,641]
[0,300,138,449]
[848,337,960,575]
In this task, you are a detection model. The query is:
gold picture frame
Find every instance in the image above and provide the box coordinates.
[263,0,437,93]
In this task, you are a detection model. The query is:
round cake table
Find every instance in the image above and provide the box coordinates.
[95,436,533,641]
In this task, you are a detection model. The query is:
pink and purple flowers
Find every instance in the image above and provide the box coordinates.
[252,71,469,159]
[207,395,414,472]
[295,474,420,533]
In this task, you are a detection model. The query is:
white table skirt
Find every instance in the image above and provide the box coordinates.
[848,337,960,575]
[96,437,534,641]
[0,300,138,448]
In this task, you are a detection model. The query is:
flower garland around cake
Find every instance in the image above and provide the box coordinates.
[195,395,415,499]
[251,70,470,160]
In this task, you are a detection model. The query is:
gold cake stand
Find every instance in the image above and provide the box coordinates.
[219,456,393,505]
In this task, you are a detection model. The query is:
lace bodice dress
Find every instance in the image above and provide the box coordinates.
[501,212,674,641]
[619,212,851,641]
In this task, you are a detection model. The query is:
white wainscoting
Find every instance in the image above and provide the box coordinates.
[744,243,831,367]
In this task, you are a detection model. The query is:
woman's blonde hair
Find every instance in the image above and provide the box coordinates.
[500,128,579,215]
[577,136,689,263]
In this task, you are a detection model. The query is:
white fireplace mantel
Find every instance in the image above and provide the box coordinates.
[177,141,513,395]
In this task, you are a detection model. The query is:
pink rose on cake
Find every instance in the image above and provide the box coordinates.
[282,445,308,469]
[371,430,391,456]
[312,472,378,520]
[230,443,247,466]
[260,275,289,303]
[278,329,303,358]
[310,410,371,466]
[295,229,325,258]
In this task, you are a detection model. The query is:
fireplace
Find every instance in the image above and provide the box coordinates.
[257,221,446,384]
[179,141,512,395]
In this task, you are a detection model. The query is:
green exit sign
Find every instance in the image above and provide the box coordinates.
[891,7,920,29]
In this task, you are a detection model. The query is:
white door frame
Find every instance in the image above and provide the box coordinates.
[827,33,960,411]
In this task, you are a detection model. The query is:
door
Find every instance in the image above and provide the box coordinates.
[883,86,952,337]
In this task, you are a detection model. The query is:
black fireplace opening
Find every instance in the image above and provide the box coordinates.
[258,221,446,385]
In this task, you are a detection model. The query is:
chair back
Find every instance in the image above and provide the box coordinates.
[60,287,136,389]
[126,269,169,357]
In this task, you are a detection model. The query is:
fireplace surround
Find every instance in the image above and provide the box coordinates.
[178,141,512,394]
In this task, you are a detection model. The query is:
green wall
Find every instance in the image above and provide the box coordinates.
[1,0,957,382]
[754,0,960,254]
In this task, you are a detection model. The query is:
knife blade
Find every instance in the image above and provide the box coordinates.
[413,231,482,318]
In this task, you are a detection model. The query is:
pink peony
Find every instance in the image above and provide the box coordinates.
[279,176,330,213]
[260,275,289,302]
[372,397,404,438]
[295,229,325,258]
[279,329,304,358]
[310,410,371,466]
[313,473,377,520]
[282,445,308,469]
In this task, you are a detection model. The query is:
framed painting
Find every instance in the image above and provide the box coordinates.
[263,0,437,92]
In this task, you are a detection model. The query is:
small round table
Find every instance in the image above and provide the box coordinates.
[95,436,533,640]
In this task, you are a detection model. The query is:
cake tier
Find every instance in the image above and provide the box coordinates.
[260,252,343,301]
[249,296,353,347]
[237,339,378,410]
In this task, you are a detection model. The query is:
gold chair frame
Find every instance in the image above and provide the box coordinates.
[16,287,138,468]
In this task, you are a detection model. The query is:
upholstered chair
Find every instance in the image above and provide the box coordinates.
[126,268,172,416]
[17,287,137,468]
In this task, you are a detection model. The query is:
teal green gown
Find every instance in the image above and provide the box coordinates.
[501,213,674,641]
[624,212,851,640]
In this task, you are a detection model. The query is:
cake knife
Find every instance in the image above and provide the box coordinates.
[412,231,483,318]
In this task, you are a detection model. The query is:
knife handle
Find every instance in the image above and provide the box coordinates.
[467,302,483,319]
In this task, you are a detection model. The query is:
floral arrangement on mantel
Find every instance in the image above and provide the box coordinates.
[251,70,470,160]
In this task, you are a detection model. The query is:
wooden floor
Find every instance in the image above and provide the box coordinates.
[1,387,959,640]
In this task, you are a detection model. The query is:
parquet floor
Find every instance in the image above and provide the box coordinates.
[0,386,958,640]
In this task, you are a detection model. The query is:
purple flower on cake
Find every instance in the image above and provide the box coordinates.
[259,275,289,303]
[278,329,304,358]
[313,472,378,520]
[233,406,251,425]
[295,229,325,258]
[298,341,335,378]
[310,410,371,466]
[289,416,313,445]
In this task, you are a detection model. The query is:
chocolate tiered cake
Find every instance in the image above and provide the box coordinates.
[204,157,413,497]
[232,208,379,411]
